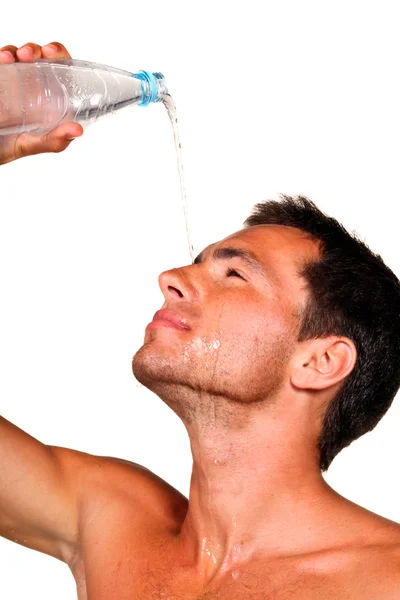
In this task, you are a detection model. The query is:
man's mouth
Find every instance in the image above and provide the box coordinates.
[147,309,191,331]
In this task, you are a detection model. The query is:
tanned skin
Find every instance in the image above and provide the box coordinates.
[1,42,399,600]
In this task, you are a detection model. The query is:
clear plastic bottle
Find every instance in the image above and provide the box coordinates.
[0,58,167,136]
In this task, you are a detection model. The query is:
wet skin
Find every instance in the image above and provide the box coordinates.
[2,40,398,600]
[66,225,400,599]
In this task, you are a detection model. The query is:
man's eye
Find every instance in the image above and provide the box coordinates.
[226,268,245,280]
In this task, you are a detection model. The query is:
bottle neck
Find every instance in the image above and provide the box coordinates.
[134,71,168,106]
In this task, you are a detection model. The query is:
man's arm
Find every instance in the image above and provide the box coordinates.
[0,415,85,564]
[0,40,88,562]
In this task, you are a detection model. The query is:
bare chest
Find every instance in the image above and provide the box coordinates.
[70,556,329,600]
[68,470,400,600]
[69,534,393,600]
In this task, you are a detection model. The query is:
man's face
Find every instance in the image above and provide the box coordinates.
[132,225,320,416]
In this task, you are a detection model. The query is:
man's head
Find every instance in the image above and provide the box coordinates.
[132,196,400,471]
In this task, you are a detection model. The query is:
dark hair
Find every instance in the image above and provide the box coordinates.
[244,195,400,471]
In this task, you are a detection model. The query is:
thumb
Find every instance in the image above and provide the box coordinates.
[15,123,84,158]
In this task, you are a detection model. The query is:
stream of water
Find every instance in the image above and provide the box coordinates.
[162,94,195,264]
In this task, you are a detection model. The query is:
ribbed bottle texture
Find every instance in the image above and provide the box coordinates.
[0,59,167,135]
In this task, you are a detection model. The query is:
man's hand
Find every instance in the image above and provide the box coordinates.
[0,42,84,166]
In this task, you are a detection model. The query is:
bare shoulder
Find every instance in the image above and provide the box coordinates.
[350,507,400,587]
[332,517,400,597]
[51,445,188,523]
[355,538,400,598]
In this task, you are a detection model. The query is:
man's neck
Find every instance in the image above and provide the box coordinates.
[175,399,341,583]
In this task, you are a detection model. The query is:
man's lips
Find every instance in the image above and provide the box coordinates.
[148,309,191,331]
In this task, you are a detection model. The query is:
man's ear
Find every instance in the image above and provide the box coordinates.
[290,337,357,391]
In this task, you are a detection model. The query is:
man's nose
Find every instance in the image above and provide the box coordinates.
[158,268,197,303]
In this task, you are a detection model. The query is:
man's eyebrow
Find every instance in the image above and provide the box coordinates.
[194,247,269,278]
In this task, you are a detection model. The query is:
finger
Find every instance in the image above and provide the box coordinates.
[16,43,42,62]
[41,42,72,60]
[0,45,18,63]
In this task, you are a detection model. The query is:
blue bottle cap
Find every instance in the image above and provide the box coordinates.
[135,70,160,106]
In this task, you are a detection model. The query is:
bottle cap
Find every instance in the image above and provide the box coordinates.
[136,70,162,106]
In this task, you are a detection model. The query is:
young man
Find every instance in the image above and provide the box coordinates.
[1,42,400,600]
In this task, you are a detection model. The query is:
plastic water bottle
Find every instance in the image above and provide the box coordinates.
[0,58,167,136]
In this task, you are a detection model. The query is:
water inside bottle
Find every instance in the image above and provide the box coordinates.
[162,94,195,264]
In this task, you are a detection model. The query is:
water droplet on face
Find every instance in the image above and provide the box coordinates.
[182,335,221,369]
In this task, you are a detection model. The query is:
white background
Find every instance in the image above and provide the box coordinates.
[1,1,399,598]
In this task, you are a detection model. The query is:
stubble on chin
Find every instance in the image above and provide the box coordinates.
[130,327,294,430]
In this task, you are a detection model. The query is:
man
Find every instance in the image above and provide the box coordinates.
[1,42,400,600]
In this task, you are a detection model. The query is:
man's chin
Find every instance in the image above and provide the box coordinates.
[131,341,183,391]
[131,343,199,424]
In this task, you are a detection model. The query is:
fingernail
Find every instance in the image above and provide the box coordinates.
[20,46,33,56]
[42,44,58,52]
[0,50,13,59]
[66,136,77,141]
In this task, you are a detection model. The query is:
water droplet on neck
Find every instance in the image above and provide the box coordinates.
[232,570,241,580]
